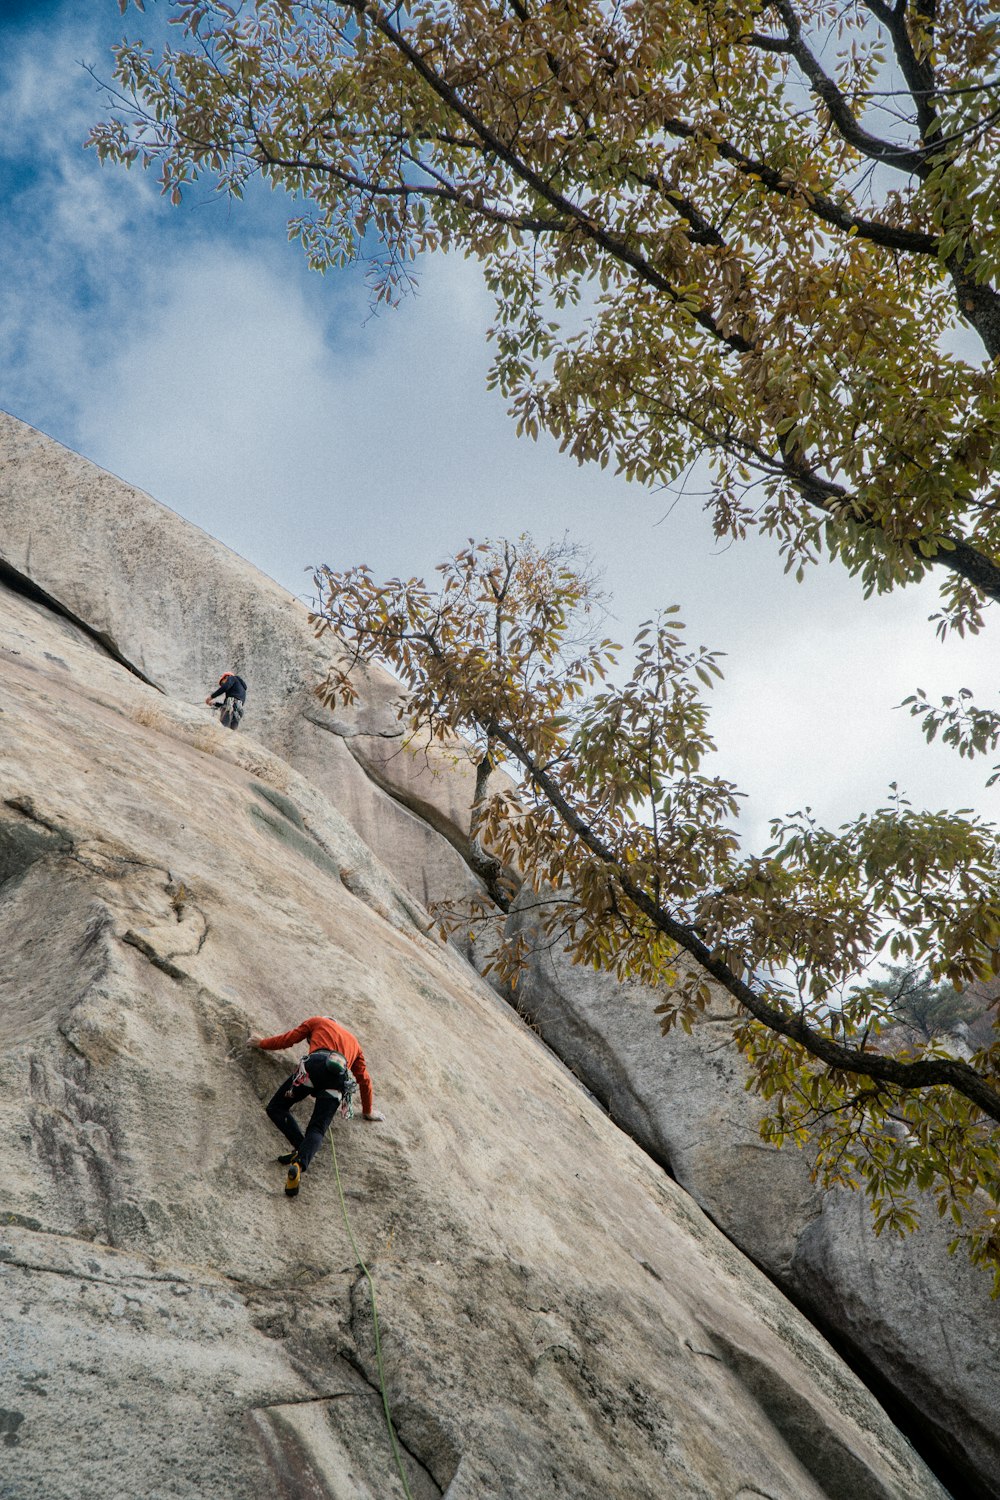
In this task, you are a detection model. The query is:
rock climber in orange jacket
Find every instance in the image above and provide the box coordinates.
[250,1016,384,1197]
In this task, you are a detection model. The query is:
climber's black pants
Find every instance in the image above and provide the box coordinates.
[266,1076,339,1171]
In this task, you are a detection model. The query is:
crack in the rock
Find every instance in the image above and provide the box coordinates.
[683,1338,723,1362]
[0,554,162,690]
[0,1254,157,1289]
[0,1250,201,1292]
[302,711,404,743]
[0,1233,340,1300]
[0,1223,311,1300]
[192,905,210,956]
[335,1343,445,1498]
[306,717,476,858]
[121,929,188,981]
[253,1392,362,1410]
[73,848,174,878]
[2,807,190,912]
[3,795,74,847]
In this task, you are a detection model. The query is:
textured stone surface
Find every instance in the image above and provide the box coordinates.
[0,480,947,1496]
[790,1186,1000,1499]
[505,892,824,1274]
[0,409,484,920]
[507,891,1000,1497]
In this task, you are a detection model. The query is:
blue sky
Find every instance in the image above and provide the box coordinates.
[2,0,999,851]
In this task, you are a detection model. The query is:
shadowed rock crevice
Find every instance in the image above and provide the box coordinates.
[0,1409,25,1449]
[303,710,405,744]
[248,1341,447,1500]
[121,928,189,981]
[709,1328,905,1500]
[0,809,69,891]
[0,558,162,689]
[2,795,75,853]
[774,1278,998,1500]
[249,1399,443,1500]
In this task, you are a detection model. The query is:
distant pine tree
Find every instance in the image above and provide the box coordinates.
[874,963,982,1044]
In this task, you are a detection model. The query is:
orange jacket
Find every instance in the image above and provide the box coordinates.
[258,1016,374,1116]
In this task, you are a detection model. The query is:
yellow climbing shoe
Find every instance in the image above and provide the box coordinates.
[284,1161,301,1197]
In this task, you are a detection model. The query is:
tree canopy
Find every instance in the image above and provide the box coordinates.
[313,538,1000,1287]
[90,4,1000,1280]
[93,0,1000,625]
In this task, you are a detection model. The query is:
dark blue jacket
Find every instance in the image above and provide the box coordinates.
[208,673,247,704]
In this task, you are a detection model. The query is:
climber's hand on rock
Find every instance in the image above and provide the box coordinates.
[363,1110,385,1123]
[248,1034,265,1048]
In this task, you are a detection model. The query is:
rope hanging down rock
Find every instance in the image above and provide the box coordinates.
[328,1132,415,1500]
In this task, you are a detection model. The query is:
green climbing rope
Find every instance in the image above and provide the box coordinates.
[329,1131,415,1500]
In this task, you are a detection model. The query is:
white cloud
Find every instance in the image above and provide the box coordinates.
[0,9,170,433]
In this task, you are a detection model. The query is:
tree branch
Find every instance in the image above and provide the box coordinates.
[657,118,939,256]
[484,714,1000,1123]
[589,380,1000,606]
[770,0,929,173]
[255,139,564,235]
[336,0,755,356]
[860,0,937,141]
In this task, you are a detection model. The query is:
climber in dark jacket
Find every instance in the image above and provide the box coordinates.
[205,670,247,730]
[250,1016,384,1197]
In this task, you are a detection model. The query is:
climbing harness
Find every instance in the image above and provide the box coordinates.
[296,1050,355,1115]
[329,1131,414,1500]
[218,696,244,729]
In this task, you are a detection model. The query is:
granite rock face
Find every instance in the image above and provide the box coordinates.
[0,409,485,920]
[0,413,953,1498]
[0,561,947,1500]
[506,891,1000,1498]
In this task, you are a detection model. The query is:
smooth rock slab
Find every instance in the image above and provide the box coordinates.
[0,409,487,917]
[0,557,947,1499]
